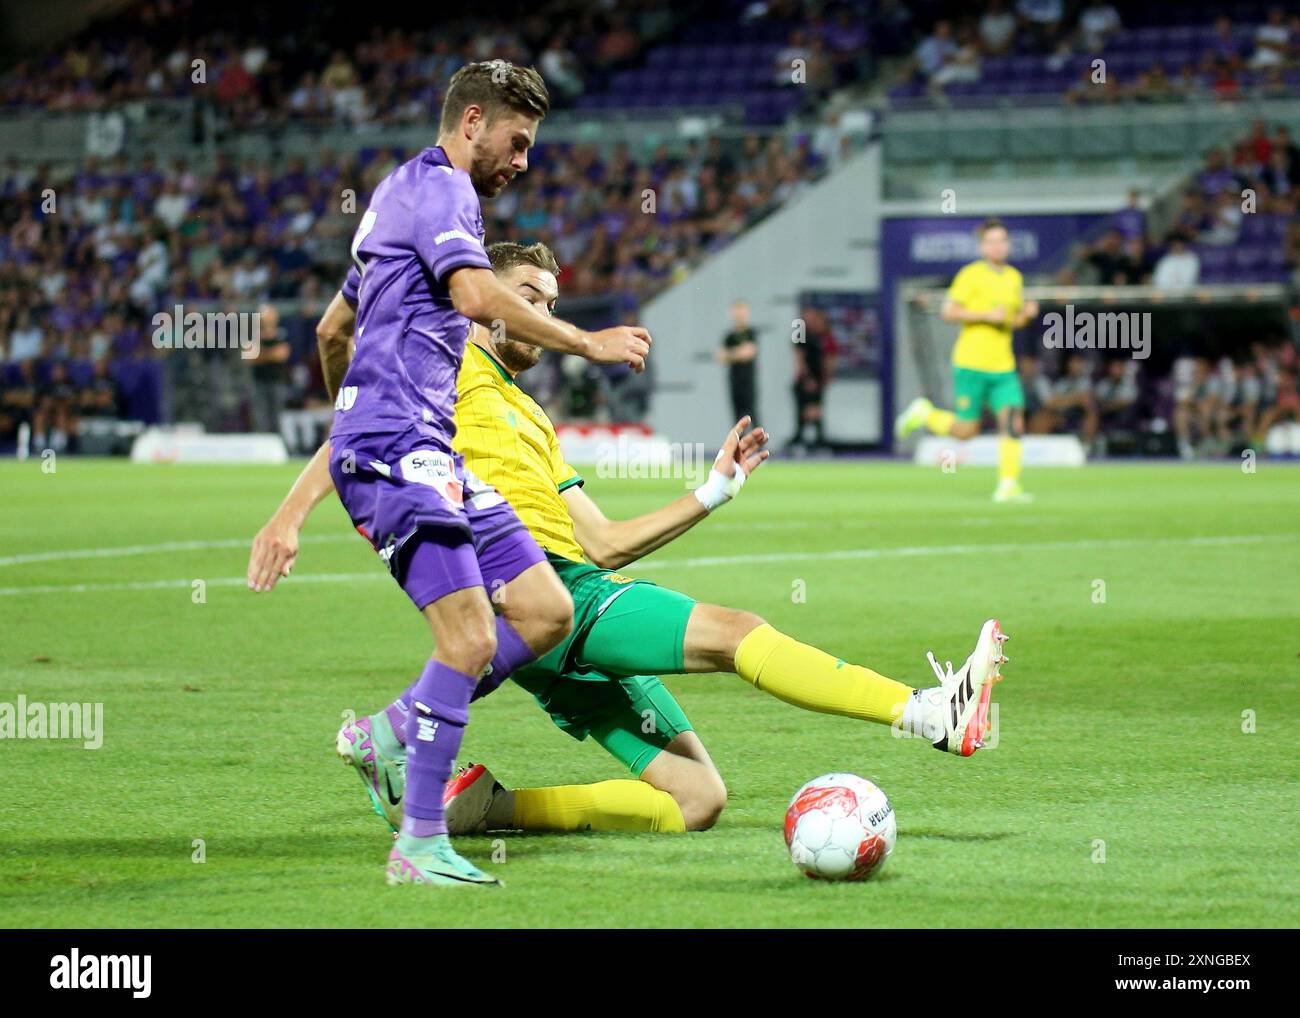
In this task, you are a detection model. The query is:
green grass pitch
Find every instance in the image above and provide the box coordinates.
[1,457,1296,928]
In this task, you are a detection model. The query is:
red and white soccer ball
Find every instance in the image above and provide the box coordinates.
[784,773,896,881]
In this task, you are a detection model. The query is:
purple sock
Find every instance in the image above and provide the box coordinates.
[472,616,537,703]
[400,659,477,838]
[388,617,538,745]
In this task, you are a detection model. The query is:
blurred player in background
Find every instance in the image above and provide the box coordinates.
[895,218,1039,502]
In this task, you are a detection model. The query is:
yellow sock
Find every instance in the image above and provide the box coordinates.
[512,780,686,833]
[925,407,957,435]
[998,436,1022,483]
[734,624,913,727]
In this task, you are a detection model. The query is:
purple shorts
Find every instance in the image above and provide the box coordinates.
[329,429,546,610]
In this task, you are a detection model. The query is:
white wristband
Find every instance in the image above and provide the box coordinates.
[693,467,745,511]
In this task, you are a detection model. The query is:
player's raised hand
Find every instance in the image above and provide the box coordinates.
[735,419,770,477]
[247,512,300,592]
[588,325,652,372]
[714,416,770,478]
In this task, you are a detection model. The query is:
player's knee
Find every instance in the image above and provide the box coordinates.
[535,586,574,653]
[723,609,765,667]
[442,620,497,676]
[680,774,728,831]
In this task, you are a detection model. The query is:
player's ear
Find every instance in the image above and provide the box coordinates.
[463,104,484,139]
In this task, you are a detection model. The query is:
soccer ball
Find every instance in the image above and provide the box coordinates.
[784,773,896,881]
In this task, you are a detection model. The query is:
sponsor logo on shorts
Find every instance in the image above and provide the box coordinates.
[399,450,464,508]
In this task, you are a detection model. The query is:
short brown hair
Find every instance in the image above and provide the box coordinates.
[487,240,559,276]
[976,217,1006,237]
[440,61,550,134]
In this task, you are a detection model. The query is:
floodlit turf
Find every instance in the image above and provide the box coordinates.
[1,457,1296,928]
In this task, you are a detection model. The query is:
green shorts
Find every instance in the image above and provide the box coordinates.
[509,554,697,775]
[952,367,1024,421]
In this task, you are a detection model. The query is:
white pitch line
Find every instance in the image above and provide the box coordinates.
[0,533,1290,598]
[0,534,352,568]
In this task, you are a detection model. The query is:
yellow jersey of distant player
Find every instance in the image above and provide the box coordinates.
[947,259,1024,374]
[452,341,587,563]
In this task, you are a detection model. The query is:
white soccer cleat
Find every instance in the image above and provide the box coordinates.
[900,618,1008,757]
[894,396,934,441]
[443,762,505,835]
[993,480,1034,503]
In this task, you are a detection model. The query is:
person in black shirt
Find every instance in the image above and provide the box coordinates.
[78,356,121,419]
[789,305,835,452]
[250,303,290,435]
[717,299,758,425]
[34,360,77,452]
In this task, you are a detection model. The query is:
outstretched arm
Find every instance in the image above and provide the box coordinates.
[317,290,356,402]
[448,266,651,371]
[565,418,768,570]
[247,443,337,591]
[248,290,355,591]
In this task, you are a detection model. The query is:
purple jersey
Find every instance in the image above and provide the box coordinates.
[332,146,491,446]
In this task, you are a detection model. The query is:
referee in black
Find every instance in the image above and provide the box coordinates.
[717,298,758,424]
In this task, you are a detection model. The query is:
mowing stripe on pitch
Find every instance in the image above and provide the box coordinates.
[0,533,1291,597]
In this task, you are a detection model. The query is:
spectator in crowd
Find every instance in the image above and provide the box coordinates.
[1078,1,1122,52]
[33,360,77,452]
[912,19,957,85]
[1250,7,1291,69]
[717,299,759,426]
[774,28,813,86]
[1152,233,1201,290]
[1173,356,1221,458]
[1086,229,1129,284]
[1203,17,1244,64]
[1215,359,1261,449]
[1119,237,1151,285]
[1172,189,1210,236]
[1016,0,1065,50]
[1093,358,1139,450]
[931,24,982,90]
[539,36,584,101]
[1040,353,1098,443]
[979,0,1018,56]
[1198,148,1241,197]
[1200,191,1243,246]
[1019,353,1053,433]
[1,360,37,447]
[78,356,121,422]
[1255,364,1299,446]
[9,310,44,362]
[1111,188,1145,242]
[1273,126,1300,183]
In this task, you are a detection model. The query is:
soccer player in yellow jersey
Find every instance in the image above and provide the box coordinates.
[895,218,1040,502]
[249,241,1009,838]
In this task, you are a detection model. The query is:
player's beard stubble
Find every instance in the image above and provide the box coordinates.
[494,337,543,374]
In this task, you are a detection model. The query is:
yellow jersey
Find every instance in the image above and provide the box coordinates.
[947,259,1023,373]
[453,341,587,563]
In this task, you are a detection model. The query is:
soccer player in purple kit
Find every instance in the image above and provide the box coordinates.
[264,61,651,888]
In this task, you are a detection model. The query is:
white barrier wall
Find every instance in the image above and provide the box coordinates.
[642,143,882,447]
